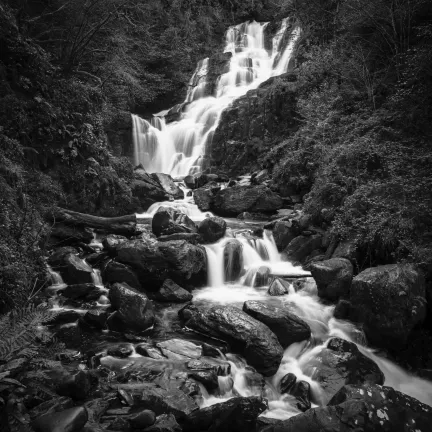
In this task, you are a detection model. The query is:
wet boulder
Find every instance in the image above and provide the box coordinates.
[198,216,227,243]
[115,236,169,290]
[253,266,270,287]
[193,181,221,211]
[224,239,243,282]
[152,206,197,237]
[211,185,283,217]
[32,406,88,432]
[279,373,297,394]
[183,396,267,432]
[102,234,128,255]
[270,384,432,432]
[184,175,197,189]
[272,221,297,252]
[243,301,311,348]
[309,258,353,301]
[158,240,207,287]
[80,310,108,329]
[179,305,283,376]
[109,282,155,331]
[310,337,384,404]
[132,168,169,210]
[107,343,134,358]
[153,279,193,303]
[151,173,184,200]
[156,339,202,361]
[62,254,94,285]
[103,260,142,291]
[129,409,156,429]
[135,343,164,359]
[48,246,78,268]
[349,264,427,350]
[284,234,322,264]
[268,277,289,296]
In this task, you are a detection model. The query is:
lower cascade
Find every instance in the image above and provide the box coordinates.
[42,178,432,430]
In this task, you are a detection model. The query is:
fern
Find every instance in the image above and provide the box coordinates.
[0,305,59,362]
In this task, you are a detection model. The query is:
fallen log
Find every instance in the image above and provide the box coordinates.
[46,207,138,236]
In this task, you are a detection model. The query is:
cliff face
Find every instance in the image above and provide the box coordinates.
[209,73,298,175]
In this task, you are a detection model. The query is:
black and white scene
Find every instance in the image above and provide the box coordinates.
[1,0,432,431]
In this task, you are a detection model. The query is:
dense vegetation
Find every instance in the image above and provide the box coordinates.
[269,0,432,275]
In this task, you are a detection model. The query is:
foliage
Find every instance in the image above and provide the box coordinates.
[270,0,432,271]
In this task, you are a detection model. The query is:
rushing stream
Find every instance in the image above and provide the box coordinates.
[44,16,432,425]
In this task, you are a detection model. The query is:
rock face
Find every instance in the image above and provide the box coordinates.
[183,397,267,432]
[268,277,288,296]
[198,216,227,243]
[209,74,298,174]
[268,384,432,432]
[309,258,353,301]
[349,264,427,350]
[150,173,184,200]
[179,305,283,376]
[224,239,243,282]
[132,167,169,210]
[310,337,384,404]
[108,282,155,331]
[243,301,311,348]
[153,279,193,303]
[152,206,197,237]
[211,186,283,216]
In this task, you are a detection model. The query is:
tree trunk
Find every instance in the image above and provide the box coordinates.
[47,207,138,236]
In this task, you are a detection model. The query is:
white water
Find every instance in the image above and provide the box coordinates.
[137,185,214,221]
[132,19,300,176]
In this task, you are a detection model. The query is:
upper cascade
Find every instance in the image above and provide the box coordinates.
[132,18,300,177]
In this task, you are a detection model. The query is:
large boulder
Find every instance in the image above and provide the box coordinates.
[179,305,283,376]
[309,258,353,301]
[348,264,427,350]
[224,239,243,282]
[272,221,297,251]
[102,234,128,256]
[243,301,311,348]
[211,185,283,217]
[108,282,155,331]
[284,234,322,264]
[153,279,193,303]
[152,206,197,237]
[183,397,267,432]
[103,261,142,291]
[198,216,227,243]
[267,384,432,432]
[193,182,221,211]
[309,337,384,404]
[115,236,169,290]
[62,254,94,285]
[132,168,169,210]
[158,240,207,287]
[151,173,184,200]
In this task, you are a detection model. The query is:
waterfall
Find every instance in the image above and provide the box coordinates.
[131,19,301,176]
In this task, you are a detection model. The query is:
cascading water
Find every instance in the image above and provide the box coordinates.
[131,19,300,176]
